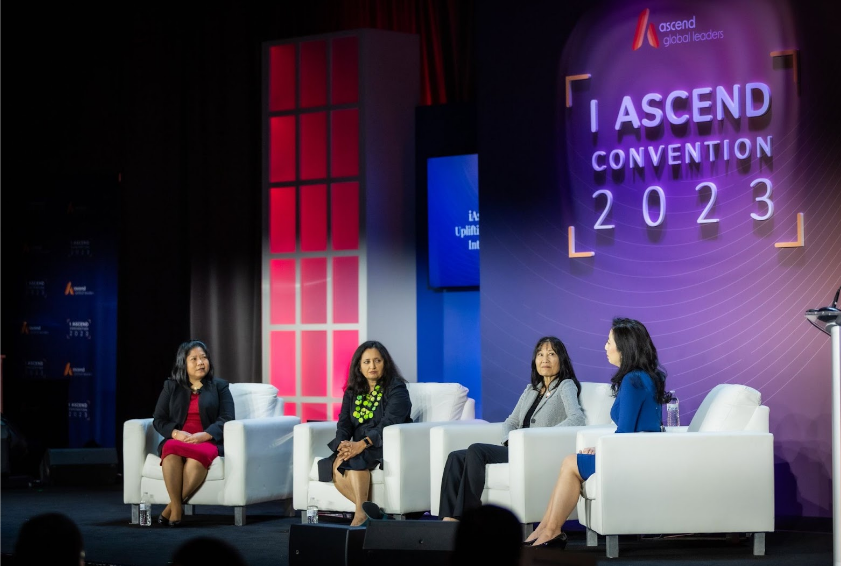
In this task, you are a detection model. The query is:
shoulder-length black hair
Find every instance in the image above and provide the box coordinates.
[346,340,406,396]
[170,340,214,390]
[530,336,581,396]
[608,318,670,403]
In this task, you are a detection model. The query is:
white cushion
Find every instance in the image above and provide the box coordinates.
[578,382,614,425]
[485,463,510,491]
[687,384,762,432]
[407,383,469,422]
[230,383,279,419]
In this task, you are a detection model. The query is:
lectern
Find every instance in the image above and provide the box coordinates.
[805,285,841,566]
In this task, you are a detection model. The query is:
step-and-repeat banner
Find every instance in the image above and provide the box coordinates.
[6,177,118,449]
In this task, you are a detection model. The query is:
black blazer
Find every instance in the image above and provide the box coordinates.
[317,378,412,481]
[152,377,235,457]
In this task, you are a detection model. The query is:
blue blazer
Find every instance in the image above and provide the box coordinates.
[152,377,235,457]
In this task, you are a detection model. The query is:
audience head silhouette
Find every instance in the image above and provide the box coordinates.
[14,512,85,566]
[170,536,248,566]
[451,504,521,566]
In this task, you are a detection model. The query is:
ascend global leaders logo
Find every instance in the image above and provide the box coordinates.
[632,9,660,50]
[632,8,724,50]
[65,281,94,296]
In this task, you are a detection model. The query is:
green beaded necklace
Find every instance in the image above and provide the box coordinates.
[353,384,382,423]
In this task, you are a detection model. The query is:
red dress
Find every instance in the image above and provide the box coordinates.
[160,392,219,469]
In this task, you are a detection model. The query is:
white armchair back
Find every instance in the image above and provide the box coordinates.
[686,383,768,432]
[408,382,472,422]
[229,383,284,418]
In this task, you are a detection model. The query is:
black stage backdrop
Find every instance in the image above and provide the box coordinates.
[1,1,474,471]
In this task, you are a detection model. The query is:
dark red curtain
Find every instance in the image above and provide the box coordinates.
[332,0,475,105]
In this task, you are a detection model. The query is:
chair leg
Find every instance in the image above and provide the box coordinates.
[752,533,766,556]
[235,506,246,526]
[183,504,194,516]
[131,504,139,525]
[605,534,619,558]
[586,528,598,547]
[392,514,405,520]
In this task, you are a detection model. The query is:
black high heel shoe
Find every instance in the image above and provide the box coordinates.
[537,532,567,549]
[522,539,536,547]
[362,501,390,521]
[168,519,182,528]
[157,515,169,526]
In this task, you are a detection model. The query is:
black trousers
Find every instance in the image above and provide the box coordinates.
[439,443,509,518]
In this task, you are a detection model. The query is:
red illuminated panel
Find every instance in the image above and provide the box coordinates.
[270,259,296,325]
[302,403,328,423]
[331,36,358,105]
[269,44,296,112]
[284,402,297,417]
[332,330,358,397]
[300,184,327,251]
[270,331,296,397]
[331,182,359,250]
[270,187,296,253]
[269,116,296,184]
[332,257,358,323]
[300,41,327,108]
[301,258,327,323]
[301,331,327,396]
[300,112,327,181]
[330,110,359,178]
[331,403,342,421]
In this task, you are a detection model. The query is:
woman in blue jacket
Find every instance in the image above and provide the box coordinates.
[523,318,671,548]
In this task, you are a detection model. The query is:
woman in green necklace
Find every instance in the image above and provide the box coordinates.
[318,340,412,526]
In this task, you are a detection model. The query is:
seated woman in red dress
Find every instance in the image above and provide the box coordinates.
[153,340,235,526]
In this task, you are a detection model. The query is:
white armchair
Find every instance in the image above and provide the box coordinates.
[293,382,478,519]
[576,383,773,558]
[123,383,300,526]
[429,381,616,531]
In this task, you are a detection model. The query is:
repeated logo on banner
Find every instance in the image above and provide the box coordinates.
[7,179,118,448]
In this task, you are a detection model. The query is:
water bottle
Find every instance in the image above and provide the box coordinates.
[306,498,318,524]
[666,390,680,427]
[139,492,152,526]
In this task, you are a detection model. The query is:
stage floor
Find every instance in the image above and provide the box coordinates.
[0,481,832,566]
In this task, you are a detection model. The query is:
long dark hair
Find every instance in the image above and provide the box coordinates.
[608,318,670,403]
[530,336,581,396]
[170,339,214,390]
[346,340,406,397]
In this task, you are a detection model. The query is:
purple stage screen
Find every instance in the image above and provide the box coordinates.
[478,0,841,518]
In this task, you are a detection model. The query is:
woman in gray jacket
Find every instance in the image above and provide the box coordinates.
[438,336,584,520]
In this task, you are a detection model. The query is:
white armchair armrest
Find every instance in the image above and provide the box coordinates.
[381,421,454,513]
[123,418,163,504]
[507,425,611,522]
[292,421,340,510]
[575,425,617,451]
[221,416,300,506]
[429,422,505,516]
